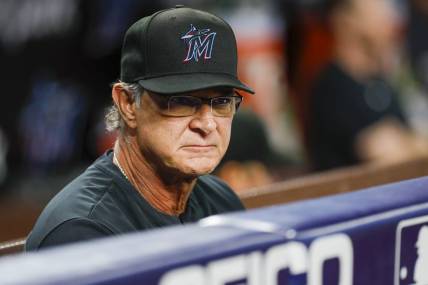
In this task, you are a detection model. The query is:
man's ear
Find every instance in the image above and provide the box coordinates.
[112,83,138,129]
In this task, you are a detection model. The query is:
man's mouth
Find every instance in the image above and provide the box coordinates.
[181,145,216,152]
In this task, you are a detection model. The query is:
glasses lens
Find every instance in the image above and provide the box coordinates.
[168,96,201,116]
[211,97,237,116]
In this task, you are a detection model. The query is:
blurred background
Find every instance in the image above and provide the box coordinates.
[1,0,428,241]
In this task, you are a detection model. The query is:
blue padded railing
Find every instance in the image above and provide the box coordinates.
[0,176,428,285]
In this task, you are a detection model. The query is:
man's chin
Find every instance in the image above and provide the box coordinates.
[181,160,219,177]
[163,156,221,178]
[185,165,216,177]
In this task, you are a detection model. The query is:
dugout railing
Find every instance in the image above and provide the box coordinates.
[240,157,428,208]
[1,157,428,257]
[1,175,428,284]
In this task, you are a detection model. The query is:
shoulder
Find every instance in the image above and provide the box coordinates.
[45,160,118,223]
[26,153,126,250]
[194,175,245,212]
[27,218,114,250]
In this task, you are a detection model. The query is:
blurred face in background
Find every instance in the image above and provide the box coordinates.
[334,0,401,60]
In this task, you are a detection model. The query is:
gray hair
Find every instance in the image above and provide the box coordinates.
[105,82,144,133]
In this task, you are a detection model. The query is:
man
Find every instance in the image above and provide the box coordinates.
[26,6,254,250]
[307,0,428,170]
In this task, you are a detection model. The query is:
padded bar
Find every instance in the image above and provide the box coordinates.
[0,176,427,284]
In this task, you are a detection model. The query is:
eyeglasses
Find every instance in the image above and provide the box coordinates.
[149,92,243,117]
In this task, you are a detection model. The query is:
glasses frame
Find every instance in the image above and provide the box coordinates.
[148,91,243,117]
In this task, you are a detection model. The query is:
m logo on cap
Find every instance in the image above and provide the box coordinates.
[181,24,216,62]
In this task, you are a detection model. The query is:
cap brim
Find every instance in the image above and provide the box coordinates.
[138,73,255,95]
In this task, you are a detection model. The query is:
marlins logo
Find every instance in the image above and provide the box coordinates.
[181,24,216,62]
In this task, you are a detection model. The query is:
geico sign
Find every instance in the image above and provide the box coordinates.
[160,233,353,285]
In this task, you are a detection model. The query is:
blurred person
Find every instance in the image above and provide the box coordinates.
[307,0,428,170]
[407,0,428,91]
[216,110,291,192]
[26,6,254,250]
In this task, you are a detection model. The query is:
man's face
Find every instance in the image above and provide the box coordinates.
[348,0,399,56]
[134,88,235,179]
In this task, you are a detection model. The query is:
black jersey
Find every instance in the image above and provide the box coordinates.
[308,62,406,170]
[25,150,244,250]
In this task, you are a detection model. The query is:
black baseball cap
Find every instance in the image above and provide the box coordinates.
[120,6,254,95]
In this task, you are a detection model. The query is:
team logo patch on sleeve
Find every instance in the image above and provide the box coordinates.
[181,24,216,62]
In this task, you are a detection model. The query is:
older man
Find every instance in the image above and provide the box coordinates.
[26,6,254,250]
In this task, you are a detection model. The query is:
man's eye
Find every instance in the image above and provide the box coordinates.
[212,97,232,105]
[170,96,200,106]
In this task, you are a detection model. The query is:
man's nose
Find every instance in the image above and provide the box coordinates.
[189,104,217,135]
